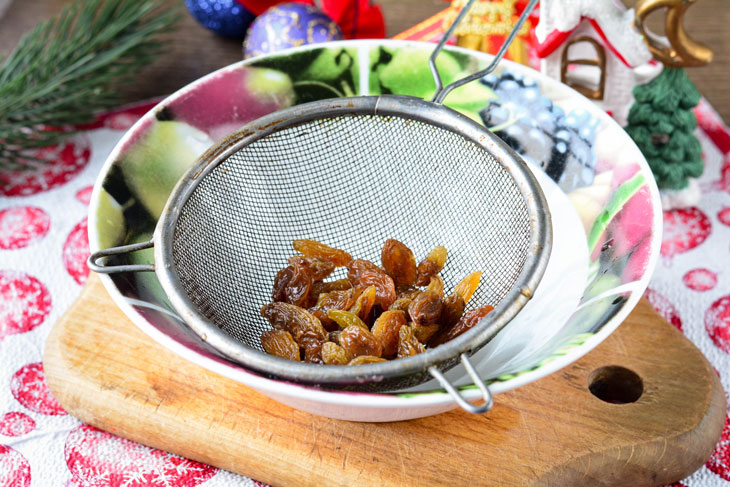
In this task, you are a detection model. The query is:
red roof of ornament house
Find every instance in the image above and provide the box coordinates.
[535,17,639,68]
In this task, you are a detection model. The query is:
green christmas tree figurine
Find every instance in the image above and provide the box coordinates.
[624,67,702,191]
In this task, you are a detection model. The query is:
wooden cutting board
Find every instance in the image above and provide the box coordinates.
[43,275,725,487]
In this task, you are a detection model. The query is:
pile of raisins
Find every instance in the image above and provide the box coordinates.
[260,239,493,365]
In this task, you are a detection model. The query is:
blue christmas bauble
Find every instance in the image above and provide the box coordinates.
[243,2,344,59]
[186,0,255,38]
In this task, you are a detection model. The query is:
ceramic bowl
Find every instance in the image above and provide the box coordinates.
[88,40,661,422]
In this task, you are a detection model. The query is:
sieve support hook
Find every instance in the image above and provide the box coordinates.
[88,239,155,274]
[430,0,538,105]
[428,353,494,414]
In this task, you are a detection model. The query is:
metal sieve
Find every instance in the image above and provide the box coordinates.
[89,0,550,414]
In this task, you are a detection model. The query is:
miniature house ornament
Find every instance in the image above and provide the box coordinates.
[535,0,655,126]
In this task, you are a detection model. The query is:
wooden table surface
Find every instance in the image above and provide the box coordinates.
[1,0,728,122]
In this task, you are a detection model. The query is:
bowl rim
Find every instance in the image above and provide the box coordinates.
[88,38,662,408]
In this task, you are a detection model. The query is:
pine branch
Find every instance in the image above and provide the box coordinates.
[0,0,180,171]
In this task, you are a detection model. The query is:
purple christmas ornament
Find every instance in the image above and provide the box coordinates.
[186,0,255,38]
[243,2,344,59]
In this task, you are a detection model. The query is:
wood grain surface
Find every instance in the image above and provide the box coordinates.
[0,0,728,122]
[43,275,726,487]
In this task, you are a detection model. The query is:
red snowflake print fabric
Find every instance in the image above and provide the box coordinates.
[63,218,90,285]
[103,112,143,131]
[0,412,36,437]
[709,154,730,194]
[718,207,730,227]
[0,444,31,487]
[65,424,217,487]
[0,136,90,197]
[706,295,730,354]
[75,186,94,205]
[645,288,683,332]
[661,208,712,260]
[706,410,730,480]
[683,268,718,292]
[75,102,154,131]
[0,207,51,250]
[64,478,84,487]
[0,270,52,339]
[10,362,66,416]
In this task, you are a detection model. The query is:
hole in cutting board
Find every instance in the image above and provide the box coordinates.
[588,366,643,404]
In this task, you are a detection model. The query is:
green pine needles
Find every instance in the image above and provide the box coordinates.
[625,67,703,190]
[0,0,179,171]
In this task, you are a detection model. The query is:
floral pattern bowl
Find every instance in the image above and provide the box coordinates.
[88,40,661,422]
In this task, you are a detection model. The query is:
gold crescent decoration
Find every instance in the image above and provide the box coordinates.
[634,0,714,68]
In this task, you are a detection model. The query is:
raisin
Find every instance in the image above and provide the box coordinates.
[327,330,342,344]
[303,339,324,364]
[284,260,314,307]
[321,342,351,365]
[347,259,382,284]
[288,256,335,281]
[413,324,439,344]
[313,289,355,310]
[348,286,377,323]
[339,325,383,358]
[416,246,447,286]
[396,285,422,301]
[371,310,407,358]
[309,289,356,330]
[425,275,444,298]
[264,239,488,365]
[309,310,337,332]
[453,271,482,303]
[271,266,294,302]
[293,239,352,267]
[270,262,313,307]
[388,297,413,315]
[408,290,442,327]
[260,302,326,345]
[261,330,300,361]
[381,239,417,287]
[398,325,426,358]
[311,279,352,300]
[358,269,396,310]
[327,309,369,331]
[347,355,387,365]
[431,304,494,347]
[441,294,465,329]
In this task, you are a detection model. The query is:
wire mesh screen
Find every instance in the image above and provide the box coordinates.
[171,114,531,350]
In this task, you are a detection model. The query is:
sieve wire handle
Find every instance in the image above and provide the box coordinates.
[88,239,155,274]
[428,353,494,414]
[430,0,539,104]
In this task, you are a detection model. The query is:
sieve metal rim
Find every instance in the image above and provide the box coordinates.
[151,94,552,387]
